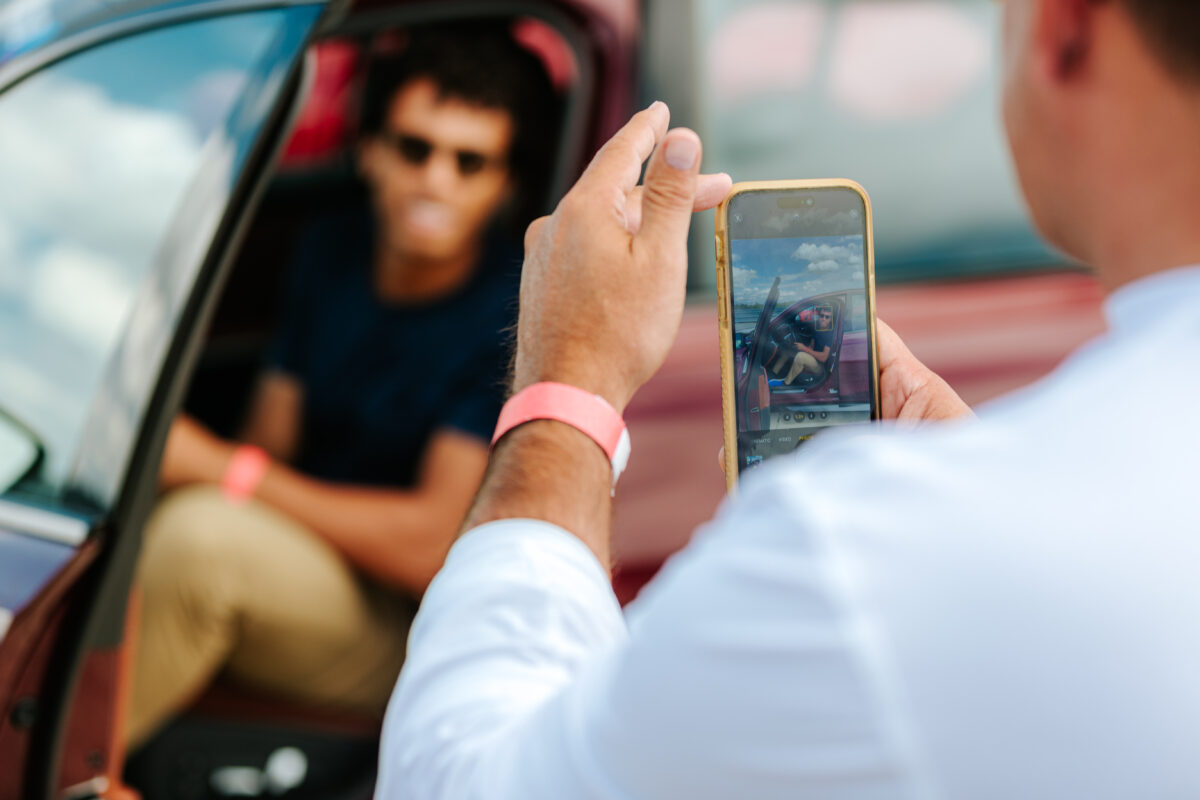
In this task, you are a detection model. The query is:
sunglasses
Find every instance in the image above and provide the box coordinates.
[379,132,505,177]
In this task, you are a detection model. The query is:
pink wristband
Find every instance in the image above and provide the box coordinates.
[221,445,270,504]
[492,382,631,487]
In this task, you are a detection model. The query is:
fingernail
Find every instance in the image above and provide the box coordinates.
[664,135,698,170]
[647,100,666,112]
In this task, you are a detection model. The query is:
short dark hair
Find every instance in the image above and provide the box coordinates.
[360,21,563,229]
[1115,0,1200,82]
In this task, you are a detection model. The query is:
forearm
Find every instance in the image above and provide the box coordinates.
[463,419,614,568]
[379,519,627,800]
[238,372,302,462]
[255,463,462,593]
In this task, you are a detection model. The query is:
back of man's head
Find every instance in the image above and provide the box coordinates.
[1116,0,1200,84]
[1002,0,1200,286]
[360,22,561,231]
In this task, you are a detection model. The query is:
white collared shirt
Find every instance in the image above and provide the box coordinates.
[378,266,1200,800]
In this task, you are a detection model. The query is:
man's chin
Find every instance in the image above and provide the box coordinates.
[391,230,464,262]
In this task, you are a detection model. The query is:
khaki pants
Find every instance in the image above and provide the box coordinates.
[127,486,416,748]
[771,350,822,384]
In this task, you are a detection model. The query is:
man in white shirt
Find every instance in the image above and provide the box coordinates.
[378,0,1200,797]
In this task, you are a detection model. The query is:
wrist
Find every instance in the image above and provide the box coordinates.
[511,361,631,416]
[493,382,631,490]
[468,420,614,565]
[221,444,270,503]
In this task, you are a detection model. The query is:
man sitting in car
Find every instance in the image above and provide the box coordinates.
[125,22,558,748]
[769,304,834,385]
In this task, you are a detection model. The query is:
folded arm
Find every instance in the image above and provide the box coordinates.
[159,409,487,595]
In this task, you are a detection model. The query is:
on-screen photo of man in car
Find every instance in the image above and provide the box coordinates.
[769,303,835,385]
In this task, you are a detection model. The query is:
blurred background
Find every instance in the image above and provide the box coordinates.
[644,0,1061,294]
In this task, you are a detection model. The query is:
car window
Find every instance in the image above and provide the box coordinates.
[0,8,317,515]
[847,292,866,332]
[0,0,219,65]
[646,0,1061,293]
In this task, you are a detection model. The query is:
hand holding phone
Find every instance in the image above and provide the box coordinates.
[715,180,881,489]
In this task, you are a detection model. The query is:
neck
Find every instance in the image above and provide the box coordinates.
[1085,42,1200,290]
[374,239,482,302]
[1089,138,1200,292]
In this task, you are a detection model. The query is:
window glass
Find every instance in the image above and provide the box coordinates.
[848,292,866,332]
[1,0,218,65]
[0,10,308,511]
[649,0,1060,292]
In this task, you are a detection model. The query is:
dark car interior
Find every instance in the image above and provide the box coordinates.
[122,9,591,798]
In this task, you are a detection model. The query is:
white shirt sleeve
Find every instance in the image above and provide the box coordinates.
[375,519,628,800]
[377,491,921,800]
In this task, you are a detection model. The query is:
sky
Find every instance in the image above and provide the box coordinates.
[730,234,866,308]
[0,12,280,487]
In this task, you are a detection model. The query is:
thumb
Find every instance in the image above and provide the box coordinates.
[635,128,702,260]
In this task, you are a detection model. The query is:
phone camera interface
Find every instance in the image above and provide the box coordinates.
[729,189,872,474]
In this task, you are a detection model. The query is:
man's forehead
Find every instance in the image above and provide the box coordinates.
[385,78,514,150]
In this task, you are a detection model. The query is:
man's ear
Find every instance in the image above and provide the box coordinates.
[500,172,517,207]
[356,137,381,184]
[1033,0,1097,81]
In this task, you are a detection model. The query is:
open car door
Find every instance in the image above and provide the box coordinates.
[0,2,331,796]
[739,275,781,432]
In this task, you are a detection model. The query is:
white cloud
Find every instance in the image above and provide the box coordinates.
[0,73,207,481]
[0,217,17,294]
[791,241,855,262]
[762,215,789,233]
[807,259,841,273]
[731,265,758,283]
[187,69,249,139]
[29,244,131,350]
[0,74,203,357]
[0,74,201,278]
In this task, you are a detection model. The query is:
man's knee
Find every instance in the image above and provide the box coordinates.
[143,487,235,565]
[797,352,820,373]
[137,486,262,613]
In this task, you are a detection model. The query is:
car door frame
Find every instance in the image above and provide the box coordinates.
[0,2,336,795]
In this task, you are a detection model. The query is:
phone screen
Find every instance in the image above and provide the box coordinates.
[725,185,878,476]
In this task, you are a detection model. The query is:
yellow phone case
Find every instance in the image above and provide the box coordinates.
[715,179,881,492]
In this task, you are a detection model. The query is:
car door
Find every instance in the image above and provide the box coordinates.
[0,3,329,796]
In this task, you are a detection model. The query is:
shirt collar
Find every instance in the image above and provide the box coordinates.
[1104,264,1200,333]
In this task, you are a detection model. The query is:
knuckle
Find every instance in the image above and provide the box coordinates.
[643,177,694,211]
[524,216,549,248]
[559,190,590,219]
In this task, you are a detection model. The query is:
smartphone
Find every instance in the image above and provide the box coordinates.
[715,180,881,489]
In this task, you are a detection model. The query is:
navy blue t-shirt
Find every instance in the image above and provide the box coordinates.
[812,325,834,355]
[267,209,521,488]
